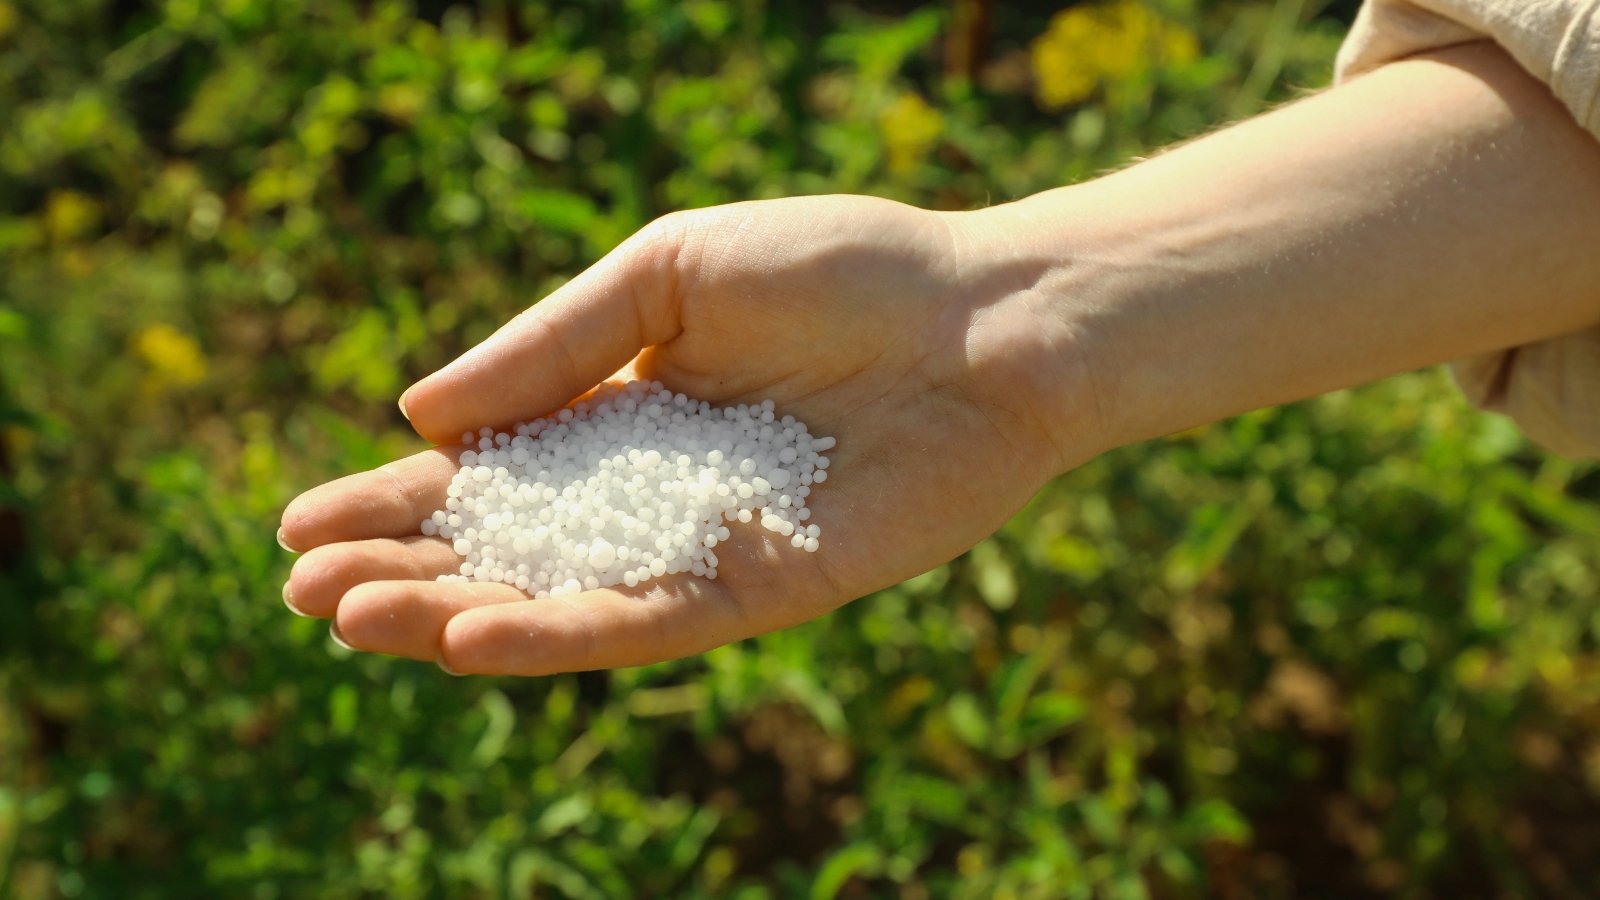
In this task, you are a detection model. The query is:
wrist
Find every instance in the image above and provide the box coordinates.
[951,170,1292,463]
[935,195,1134,477]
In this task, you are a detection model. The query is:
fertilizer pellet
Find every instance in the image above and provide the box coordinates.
[423,380,831,599]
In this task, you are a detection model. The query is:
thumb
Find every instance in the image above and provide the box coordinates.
[398,215,692,444]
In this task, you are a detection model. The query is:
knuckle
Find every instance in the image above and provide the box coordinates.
[635,210,691,259]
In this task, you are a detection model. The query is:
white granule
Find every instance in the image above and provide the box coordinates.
[420,380,834,599]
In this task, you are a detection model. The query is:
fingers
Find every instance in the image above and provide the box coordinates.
[398,217,692,444]
[285,536,463,617]
[296,528,845,673]
[279,446,462,551]
[424,520,846,675]
[334,580,527,662]
[332,577,746,671]
[437,578,753,676]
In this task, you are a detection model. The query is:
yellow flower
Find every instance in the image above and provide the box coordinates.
[44,190,102,243]
[1030,0,1198,110]
[133,324,208,391]
[879,91,944,175]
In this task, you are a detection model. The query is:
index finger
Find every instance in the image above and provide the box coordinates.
[397,216,692,445]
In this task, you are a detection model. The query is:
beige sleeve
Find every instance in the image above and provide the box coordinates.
[1337,0,1600,457]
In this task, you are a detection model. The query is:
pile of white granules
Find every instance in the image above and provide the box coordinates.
[420,380,833,599]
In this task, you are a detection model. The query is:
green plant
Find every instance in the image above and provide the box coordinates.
[3,2,1595,897]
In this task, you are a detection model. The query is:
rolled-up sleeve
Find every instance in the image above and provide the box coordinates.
[1337,1,1600,457]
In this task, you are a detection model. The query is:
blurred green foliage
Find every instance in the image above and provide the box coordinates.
[2,0,1598,897]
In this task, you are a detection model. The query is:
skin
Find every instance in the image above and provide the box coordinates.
[280,42,1600,675]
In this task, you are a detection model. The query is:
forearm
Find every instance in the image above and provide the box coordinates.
[971,41,1600,460]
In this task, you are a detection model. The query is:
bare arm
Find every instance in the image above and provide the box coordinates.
[966,41,1600,463]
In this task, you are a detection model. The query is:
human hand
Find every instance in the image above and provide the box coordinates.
[279,194,1100,675]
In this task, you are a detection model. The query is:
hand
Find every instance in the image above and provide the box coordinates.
[279,194,1099,675]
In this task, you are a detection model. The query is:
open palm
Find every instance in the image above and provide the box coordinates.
[280,195,1091,675]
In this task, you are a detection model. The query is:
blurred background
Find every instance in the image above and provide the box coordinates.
[3,0,1599,897]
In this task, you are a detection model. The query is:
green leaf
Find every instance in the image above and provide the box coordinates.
[970,540,1017,611]
[1020,694,1088,746]
[0,307,26,340]
[822,8,945,82]
[946,692,989,750]
[1181,799,1251,843]
[515,188,600,237]
[328,684,359,737]
[315,309,401,403]
[536,794,592,837]
[1162,501,1255,591]
[470,689,516,767]
[809,844,881,900]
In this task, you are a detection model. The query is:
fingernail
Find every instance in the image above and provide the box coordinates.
[436,657,464,677]
[398,393,412,423]
[276,527,295,552]
[329,621,353,650]
[282,582,312,618]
